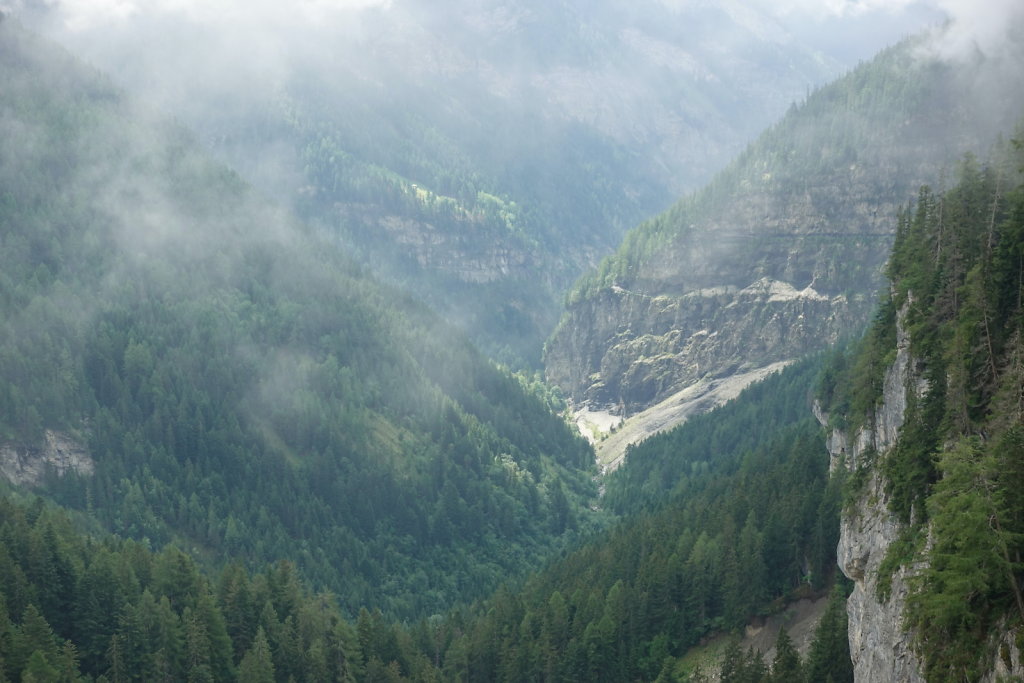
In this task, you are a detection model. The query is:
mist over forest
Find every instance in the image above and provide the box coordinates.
[8,0,957,366]
[1,1,1023,682]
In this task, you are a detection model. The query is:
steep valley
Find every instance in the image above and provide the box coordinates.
[0,18,599,624]
[2,4,1024,682]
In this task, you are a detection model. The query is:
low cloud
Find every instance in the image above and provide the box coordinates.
[44,0,393,31]
[928,0,1024,60]
[757,0,1021,57]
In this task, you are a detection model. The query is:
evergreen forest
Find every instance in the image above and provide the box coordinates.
[1,6,1023,683]
[0,20,598,624]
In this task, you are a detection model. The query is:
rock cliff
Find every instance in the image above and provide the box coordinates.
[0,430,94,487]
[549,277,859,413]
[817,301,927,682]
[822,299,1024,682]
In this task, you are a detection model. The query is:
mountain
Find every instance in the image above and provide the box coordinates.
[0,19,599,621]
[545,26,1024,451]
[349,132,1024,683]
[314,356,848,682]
[22,0,841,366]
[5,5,1024,682]
[817,143,1024,681]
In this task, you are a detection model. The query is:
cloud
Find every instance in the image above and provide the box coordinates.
[745,0,931,20]
[48,0,392,31]
[928,0,1024,59]
[759,0,1022,54]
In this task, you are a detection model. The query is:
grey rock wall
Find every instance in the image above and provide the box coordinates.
[548,277,858,413]
[820,302,926,683]
[0,430,93,487]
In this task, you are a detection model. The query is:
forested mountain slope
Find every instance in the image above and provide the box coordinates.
[817,143,1024,681]
[0,332,848,683]
[386,136,1024,683]
[0,495,365,681]
[0,19,598,621]
[546,26,1024,415]
[24,0,841,365]
[318,358,847,682]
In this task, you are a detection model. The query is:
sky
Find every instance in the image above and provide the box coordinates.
[748,0,1023,62]
[6,0,1022,62]
[11,0,1021,81]
[0,0,951,62]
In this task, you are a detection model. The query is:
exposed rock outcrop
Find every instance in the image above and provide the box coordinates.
[377,213,536,284]
[838,469,925,683]
[819,302,927,683]
[548,277,859,414]
[982,626,1024,683]
[825,296,1024,682]
[0,430,93,487]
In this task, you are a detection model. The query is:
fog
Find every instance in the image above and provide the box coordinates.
[10,0,948,195]
[2,0,970,211]
[6,0,1021,366]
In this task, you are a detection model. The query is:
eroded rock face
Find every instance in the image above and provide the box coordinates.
[547,277,858,413]
[545,32,1024,417]
[838,471,925,683]
[824,299,1024,682]
[982,627,1024,683]
[820,301,926,683]
[375,214,535,284]
[0,430,94,487]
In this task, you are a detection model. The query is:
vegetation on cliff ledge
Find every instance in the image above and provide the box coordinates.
[820,139,1024,680]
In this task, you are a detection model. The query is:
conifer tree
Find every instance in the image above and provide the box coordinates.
[804,588,852,683]
[13,605,60,678]
[770,627,802,682]
[236,626,275,683]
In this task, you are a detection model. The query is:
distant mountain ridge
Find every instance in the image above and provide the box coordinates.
[23,0,841,365]
[546,28,1024,417]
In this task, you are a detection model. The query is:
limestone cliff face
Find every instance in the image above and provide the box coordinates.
[544,93,915,413]
[982,628,1024,683]
[823,299,1024,682]
[0,430,93,487]
[839,470,924,683]
[335,204,544,286]
[817,302,927,683]
[548,275,864,413]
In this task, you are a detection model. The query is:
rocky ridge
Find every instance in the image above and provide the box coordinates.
[546,31,1024,420]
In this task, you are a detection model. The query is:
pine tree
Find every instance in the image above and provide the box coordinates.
[236,626,275,683]
[770,627,802,682]
[804,588,852,683]
[184,607,213,683]
[719,640,744,683]
[13,605,60,678]
[908,437,1024,678]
